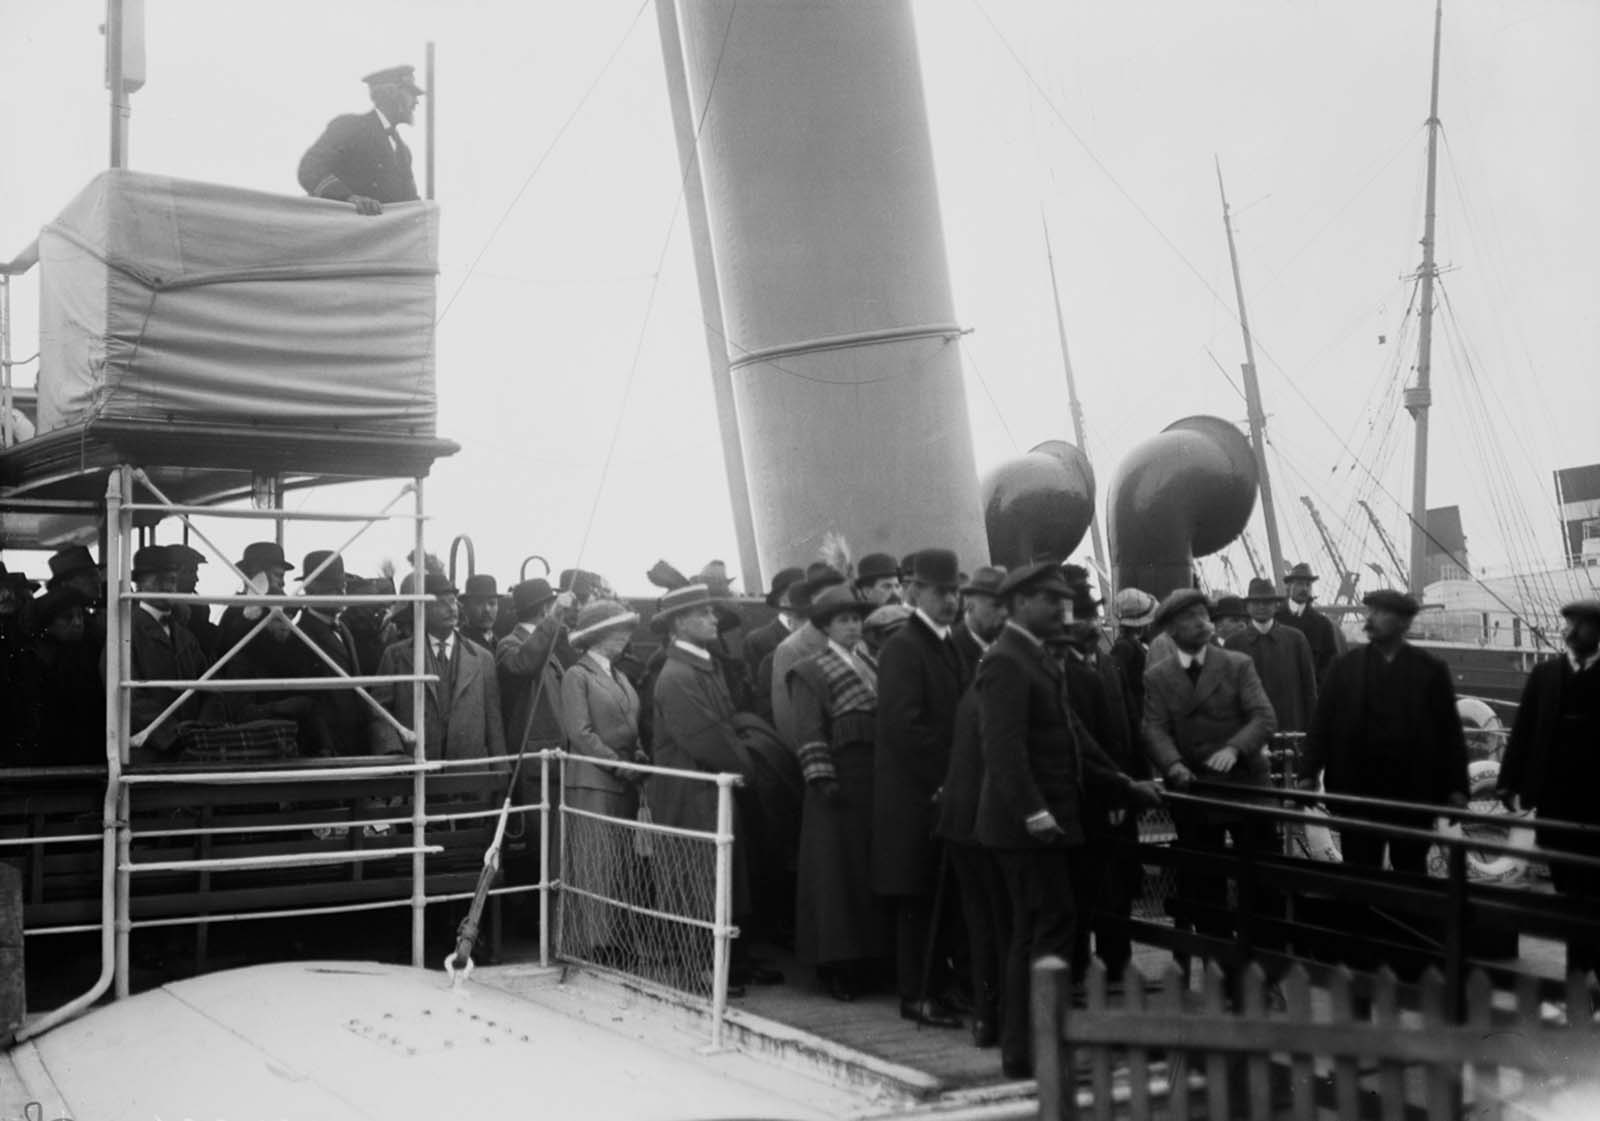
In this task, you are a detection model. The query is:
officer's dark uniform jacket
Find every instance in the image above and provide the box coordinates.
[298,110,417,204]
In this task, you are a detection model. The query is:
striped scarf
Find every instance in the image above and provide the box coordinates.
[797,645,877,783]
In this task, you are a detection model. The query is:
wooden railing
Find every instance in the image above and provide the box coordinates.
[1033,957,1598,1121]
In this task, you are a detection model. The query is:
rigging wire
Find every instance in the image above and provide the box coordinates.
[960,336,1022,453]
[435,0,652,328]
[573,0,739,564]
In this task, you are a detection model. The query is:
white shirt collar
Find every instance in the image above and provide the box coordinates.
[777,612,799,632]
[589,650,613,676]
[140,603,169,623]
[826,638,860,662]
[1287,600,1307,617]
[1570,649,1600,674]
[432,632,454,659]
[1176,644,1208,670]
[673,639,712,663]
[915,608,951,641]
[1251,619,1275,634]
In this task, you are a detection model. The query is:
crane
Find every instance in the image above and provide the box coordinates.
[1238,532,1266,581]
[1357,499,1410,590]
[1217,551,1242,591]
[1299,495,1361,603]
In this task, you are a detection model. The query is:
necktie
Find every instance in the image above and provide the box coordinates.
[1186,660,1202,685]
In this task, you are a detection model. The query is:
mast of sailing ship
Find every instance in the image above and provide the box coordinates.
[1406,0,1445,596]
[1216,160,1289,592]
[1042,214,1112,601]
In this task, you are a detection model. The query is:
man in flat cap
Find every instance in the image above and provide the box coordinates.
[951,565,1007,666]
[975,562,1161,1077]
[1499,599,1600,977]
[298,65,424,215]
[169,543,217,660]
[874,548,970,1028]
[1142,588,1277,958]
[1300,590,1468,875]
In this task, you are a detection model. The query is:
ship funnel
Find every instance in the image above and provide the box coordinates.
[1108,416,1258,598]
[982,440,1095,568]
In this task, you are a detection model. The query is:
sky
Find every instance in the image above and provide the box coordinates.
[1,0,1595,600]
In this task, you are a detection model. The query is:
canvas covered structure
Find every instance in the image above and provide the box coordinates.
[35,170,438,437]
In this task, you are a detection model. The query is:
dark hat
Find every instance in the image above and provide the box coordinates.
[1362,589,1421,617]
[237,541,293,575]
[1069,588,1101,621]
[1063,563,1092,587]
[651,583,723,631]
[1245,577,1283,601]
[131,545,177,577]
[511,578,556,614]
[996,560,1073,601]
[345,574,379,596]
[899,553,920,580]
[765,566,805,608]
[1285,562,1319,583]
[570,600,640,649]
[807,584,868,628]
[863,603,912,634]
[400,570,458,597]
[697,560,733,592]
[33,585,88,627]
[559,568,604,600]
[1153,588,1213,629]
[1213,595,1250,620]
[908,548,961,589]
[48,545,98,581]
[0,562,41,592]
[796,565,846,608]
[855,553,900,586]
[363,64,425,94]
[961,565,1007,598]
[169,544,207,569]
[462,573,499,600]
[297,550,347,587]
[1561,599,1600,624]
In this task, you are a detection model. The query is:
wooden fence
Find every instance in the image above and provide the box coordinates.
[1033,957,1598,1121]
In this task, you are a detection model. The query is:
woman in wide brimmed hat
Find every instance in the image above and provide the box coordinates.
[558,600,646,966]
[787,584,886,1000]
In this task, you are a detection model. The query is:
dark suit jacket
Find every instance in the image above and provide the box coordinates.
[372,635,506,766]
[495,618,565,752]
[1301,642,1468,804]
[295,610,367,753]
[1501,655,1600,831]
[742,618,789,697]
[1142,645,1277,785]
[1277,605,1342,681]
[127,606,212,754]
[935,683,984,846]
[1224,622,1318,733]
[873,613,970,895]
[298,110,418,204]
[974,625,1132,850]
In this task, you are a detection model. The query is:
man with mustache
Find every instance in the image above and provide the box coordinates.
[1299,590,1468,874]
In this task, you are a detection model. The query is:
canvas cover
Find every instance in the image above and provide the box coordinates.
[37,170,437,437]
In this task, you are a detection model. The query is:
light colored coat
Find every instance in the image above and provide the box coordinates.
[371,635,506,767]
[1142,645,1276,790]
[559,653,641,812]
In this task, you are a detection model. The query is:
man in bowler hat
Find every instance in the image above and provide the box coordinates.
[874,548,970,1027]
[300,65,424,215]
[125,545,212,760]
[1227,577,1318,734]
[459,573,501,653]
[1278,562,1344,680]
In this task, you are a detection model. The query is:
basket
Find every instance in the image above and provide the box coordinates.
[173,719,298,763]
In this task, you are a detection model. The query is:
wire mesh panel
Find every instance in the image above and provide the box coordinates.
[558,789,721,1003]
[1134,807,1177,922]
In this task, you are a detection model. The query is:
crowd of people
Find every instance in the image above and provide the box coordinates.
[2,533,1598,1078]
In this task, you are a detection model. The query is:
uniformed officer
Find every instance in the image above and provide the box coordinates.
[298,65,424,215]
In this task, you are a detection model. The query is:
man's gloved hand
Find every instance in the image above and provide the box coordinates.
[350,194,383,216]
[1164,762,1195,791]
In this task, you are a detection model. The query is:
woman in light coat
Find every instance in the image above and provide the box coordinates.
[558,600,645,965]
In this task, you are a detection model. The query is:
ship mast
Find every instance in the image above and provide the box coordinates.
[1215,160,1288,592]
[1042,215,1110,601]
[1407,0,1445,596]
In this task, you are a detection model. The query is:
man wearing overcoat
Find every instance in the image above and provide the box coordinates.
[873,548,970,1027]
[1277,562,1344,681]
[1498,599,1600,976]
[976,562,1160,1078]
[1226,577,1318,735]
[1299,589,1468,874]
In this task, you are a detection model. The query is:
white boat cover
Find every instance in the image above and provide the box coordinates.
[36,170,437,437]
